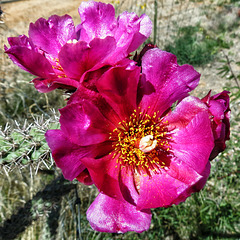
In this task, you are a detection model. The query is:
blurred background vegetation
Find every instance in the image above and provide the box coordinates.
[0,0,240,239]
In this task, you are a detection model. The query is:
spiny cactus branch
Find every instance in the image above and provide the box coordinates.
[0,111,59,175]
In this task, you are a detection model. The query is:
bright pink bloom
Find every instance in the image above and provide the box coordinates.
[5,1,152,93]
[46,49,215,232]
[201,91,230,160]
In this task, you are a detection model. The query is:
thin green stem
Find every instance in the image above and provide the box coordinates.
[153,0,158,45]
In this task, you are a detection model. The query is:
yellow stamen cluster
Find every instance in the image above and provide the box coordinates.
[109,107,171,174]
[51,57,67,78]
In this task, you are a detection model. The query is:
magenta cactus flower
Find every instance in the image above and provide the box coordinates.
[46,48,215,233]
[5,1,152,93]
[201,90,230,160]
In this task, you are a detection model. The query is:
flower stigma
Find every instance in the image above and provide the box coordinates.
[67,39,78,44]
[139,135,157,153]
[109,107,172,175]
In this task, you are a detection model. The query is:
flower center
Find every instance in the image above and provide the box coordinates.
[109,108,171,174]
[139,135,157,153]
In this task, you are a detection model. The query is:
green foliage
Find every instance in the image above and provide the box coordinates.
[218,54,240,89]
[164,25,231,66]
[216,0,240,6]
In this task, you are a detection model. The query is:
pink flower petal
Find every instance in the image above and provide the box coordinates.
[136,156,210,210]
[96,62,140,120]
[29,15,75,57]
[81,155,125,201]
[59,37,116,81]
[115,12,152,54]
[87,193,152,233]
[78,1,116,42]
[76,169,94,185]
[139,49,200,115]
[32,77,79,93]
[118,167,143,206]
[171,161,211,205]
[67,85,121,127]
[164,96,208,130]
[171,111,214,174]
[32,78,59,93]
[45,130,87,180]
[169,161,210,204]
[45,130,112,181]
[59,100,115,146]
[7,35,34,49]
[137,168,193,209]
[5,46,55,78]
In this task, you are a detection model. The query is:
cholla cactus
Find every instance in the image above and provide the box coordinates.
[0,111,59,175]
